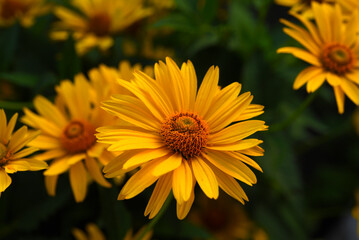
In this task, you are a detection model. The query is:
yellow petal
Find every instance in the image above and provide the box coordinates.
[33,95,67,128]
[45,175,58,196]
[44,157,70,176]
[207,139,263,151]
[210,164,248,204]
[333,86,345,114]
[172,160,193,204]
[277,47,320,66]
[152,153,182,177]
[340,79,359,105]
[293,66,323,90]
[0,170,11,193]
[306,73,326,93]
[205,150,257,185]
[145,173,172,219]
[69,161,88,202]
[176,191,195,220]
[191,156,219,199]
[123,147,169,170]
[84,156,111,188]
[194,66,220,117]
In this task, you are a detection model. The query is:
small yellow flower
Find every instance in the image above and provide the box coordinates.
[22,74,114,202]
[189,194,268,240]
[0,109,47,196]
[72,223,153,240]
[50,0,152,55]
[0,0,49,27]
[97,57,267,220]
[275,0,359,18]
[72,223,105,240]
[278,2,359,114]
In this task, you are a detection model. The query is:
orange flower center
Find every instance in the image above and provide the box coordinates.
[321,43,354,75]
[160,112,209,159]
[0,143,11,167]
[60,120,96,154]
[1,0,29,19]
[88,12,111,37]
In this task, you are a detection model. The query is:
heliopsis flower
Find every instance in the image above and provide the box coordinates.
[22,74,115,202]
[189,194,268,240]
[97,57,267,219]
[50,0,152,55]
[275,0,359,18]
[72,223,153,240]
[277,3,359,114]
[0,0,49,27]
[72,223,106,240]
[0,109,47,196]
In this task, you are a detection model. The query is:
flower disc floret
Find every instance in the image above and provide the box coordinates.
[160,112,209,159]
[0,143,11,167]
[1,0,29,19]
[322,43,354,75]
[61,120,96,153]
[88,12,111,37]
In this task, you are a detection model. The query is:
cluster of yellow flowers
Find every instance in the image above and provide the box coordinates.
[276,0,359,114]
[0,56,267,224]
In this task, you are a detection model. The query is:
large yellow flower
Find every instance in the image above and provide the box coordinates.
[50,0,152,55]
[0,109,47,196]
[275,0,359,18]
[278,2,359,114]
[22,74,114,202]
[97,57,267,220]
[0,0,49,27]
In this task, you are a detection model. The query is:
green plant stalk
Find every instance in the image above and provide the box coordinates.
[270,91,319,132]
[135,193,173,240]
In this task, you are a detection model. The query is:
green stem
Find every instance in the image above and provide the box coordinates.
[270,91,318,132]
[0,100,33,110]
[135,194,173,240]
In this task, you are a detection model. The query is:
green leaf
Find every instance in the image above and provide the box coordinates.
[0,72,39,88]
[200,0,219,23]
[152,14,196,33]
[0,24,19,71]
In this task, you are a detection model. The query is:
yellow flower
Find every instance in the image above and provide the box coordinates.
[50,0,152,55]
[0,0,49,27]
[189,194,268,240]
[72,223,153,240]
[275,0,359,18]
[0,109,47,196]
[277,3,359,114]
[22,74,114,202]
[72,223,105,240]
[97,57,267,220]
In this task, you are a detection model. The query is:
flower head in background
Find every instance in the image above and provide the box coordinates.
[73,223,106,240]
[72,223,153,240]
[278,3,359,113]
[50,0,152,55]
[0,109,47,196]
[97,57,267,220]
[275,0,359,18]
[189,194,268,240]
[22,74,115,202]
[0,0,49,27]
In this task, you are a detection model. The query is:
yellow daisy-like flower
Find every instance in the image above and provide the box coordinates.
[277,2,359,114]
[275,0,359,18]
[0,0,49,27]
[97,57,267,220]
[72,223,105,240]
[22,74,114,202]
[50,0,152,55]
[189,194,268,240]
[0,109,47,196]
[72,223,153,240]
